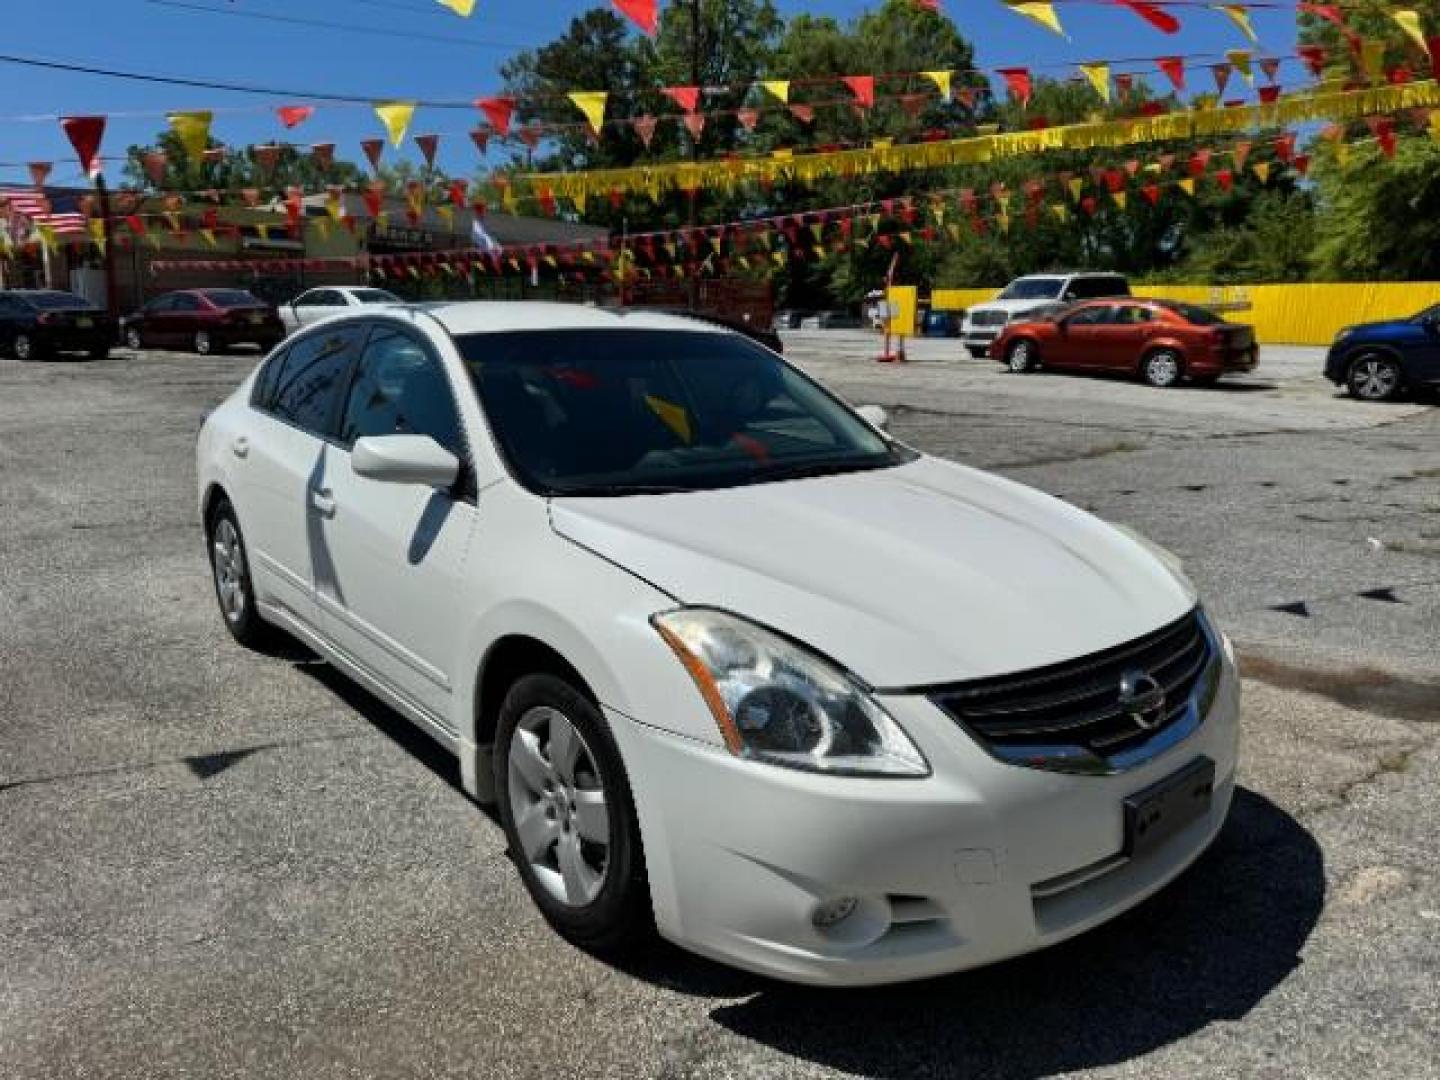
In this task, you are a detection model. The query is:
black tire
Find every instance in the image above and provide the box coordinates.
[1006,338,1038,373]
[1191,374,1220,388]
[124,327,143,351]
[206,499,279,649]
[13,333,41,362]
[1141,348,1183,388]
[495,672,651,955]
[1346,352,1403,402]
[88,346,109,362]
[967,347,989,360]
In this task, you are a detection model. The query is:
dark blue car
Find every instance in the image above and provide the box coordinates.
[1324,303,1440,401]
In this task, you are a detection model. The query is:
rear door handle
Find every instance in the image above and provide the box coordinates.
[309,488,336,517]
[230,436,249,459]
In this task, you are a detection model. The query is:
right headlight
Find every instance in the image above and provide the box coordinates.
[652,608,930,778]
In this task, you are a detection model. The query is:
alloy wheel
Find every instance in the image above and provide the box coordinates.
[211,518,247,624]
[125,328,143,350]
[194,331,212,356]
[507,705,611,908]
[14,334,33,361]
[1144,351,1181,388]
[1008,341,1034,373]
[1349,356,1400,401]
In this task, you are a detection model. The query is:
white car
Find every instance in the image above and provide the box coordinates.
[960,272,1130,358]
[280,286,402,334]
[196,302,1239,986]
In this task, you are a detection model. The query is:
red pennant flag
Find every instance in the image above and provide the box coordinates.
[683,112,706,141]
[1189,149,1212,176]
[469,129,490,155]
[1274,132,1296,162]
[448,179,468,209]
[28,162,52,188]
[843,75,876,108]
[1158,152,1176,171]
[277,106,314,129]
[1141,183,1161,205]
[538,189,557,217]
[1293,153,1311,175]
[360,139,384,172]
[612,0,658,36]
[1215,168,1234,192]
[957,87,978,109]
[1115,74,1135,101]
[1115,0,1181,34]
[251,146,280,180]
[662,86,700,113]
[476,97,515,136]
[1232,140,1253,169]
[1103,169,1126,194]
[60,116,105,178]
[311,143,335,169]
[362,186,383,219]
[1139,101,1166,116]
[1257,86,1281,103]
[1259,58,1281,83]
[519,125,543,150]
[414,134,440,167]
[996,68,1032,107]
[737,107,760,131]
[1297,45,1328,77]
[789,104,815,124]
[1212,63,1232,95]
[632,114,658,148]
[1427,37,1440,80]
[1080,196,1098,216]
[125,215,146,236]
[1388,66,1412,85]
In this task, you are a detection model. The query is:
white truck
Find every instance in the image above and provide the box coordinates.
[960,272,1130,358]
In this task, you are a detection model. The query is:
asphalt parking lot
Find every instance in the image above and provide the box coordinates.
[1,332,1437,1079]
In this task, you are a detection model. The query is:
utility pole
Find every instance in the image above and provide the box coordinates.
[95,174,119,316]
[687,0,701,310]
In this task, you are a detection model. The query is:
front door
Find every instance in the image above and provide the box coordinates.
[1054,304,1114,369]
[315,323,478,725]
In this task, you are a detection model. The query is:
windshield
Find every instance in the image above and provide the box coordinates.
[204,290,262,308]
[1414,304,1440,322]
[352,289,401,304]
[1066,276,1130,299]
[998,278,1064,301]
[457,329,910,496]
[27,291,94,310]
[1162,301,1226,326]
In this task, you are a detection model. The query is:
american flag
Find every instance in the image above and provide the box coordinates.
[0,188,89,239]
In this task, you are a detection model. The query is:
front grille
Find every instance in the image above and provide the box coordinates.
[928,610,1217,774]
[968,310,1010,328]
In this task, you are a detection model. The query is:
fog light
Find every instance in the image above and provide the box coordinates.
[811,896,860,929]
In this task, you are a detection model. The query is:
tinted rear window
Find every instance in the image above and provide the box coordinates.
[26,292,94,310]
[1161,302,1225,326]
[204,290,263,308]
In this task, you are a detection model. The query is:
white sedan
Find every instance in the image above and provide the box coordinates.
[279,285,402,334]
[196,302,1239,986]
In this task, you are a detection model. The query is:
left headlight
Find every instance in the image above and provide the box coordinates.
[652,608,930,778]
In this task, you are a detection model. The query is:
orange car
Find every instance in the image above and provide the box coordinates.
[989,298,1258,387]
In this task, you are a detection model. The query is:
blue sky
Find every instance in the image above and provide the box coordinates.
[1,0,1297,185]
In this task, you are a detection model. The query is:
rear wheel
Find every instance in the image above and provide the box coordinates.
[1347,353,1402,401]
[193,330,213,356]
[496,672,651,955]
[13,333,39,362]
[88,346,109,361]
[1142,349,1183,388]
[124,327,143,351]
[1007,339,1038,373]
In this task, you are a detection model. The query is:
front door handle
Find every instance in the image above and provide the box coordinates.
[309,488,337,517]
[231,436,249,459]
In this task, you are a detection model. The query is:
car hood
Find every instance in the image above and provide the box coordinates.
[1341,319,1412,337]
[550,457,1195,688]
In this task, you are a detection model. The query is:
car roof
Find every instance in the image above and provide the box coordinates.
[414,301,733,337]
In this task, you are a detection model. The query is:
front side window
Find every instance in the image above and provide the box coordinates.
[145,295,175,313]
[27,291,92,311]
[457,329,908,496]
[351,289,401,305]
[172,294,202,312]
[1065,305,1112,327]
[269,326,363,436]
[999,278,1063,301]
[339,327,464,459]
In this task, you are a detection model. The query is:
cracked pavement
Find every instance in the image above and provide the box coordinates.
[1,335,1436,1079]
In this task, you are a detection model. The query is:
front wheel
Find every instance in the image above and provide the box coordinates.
[1347,353,1402,401]
[124,327,143,350]
[496,673,651,955]
[1007,339,1038,373]
[193,330,213,356]
[1142,349,1183,388]
[13,333,39,362]
[207,500,278,649]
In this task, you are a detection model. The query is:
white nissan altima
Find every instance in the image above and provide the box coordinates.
[196,302,1239,986]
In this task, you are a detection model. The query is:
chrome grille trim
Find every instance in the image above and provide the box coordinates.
[927,610,1219,775]
[968,310,1010,327]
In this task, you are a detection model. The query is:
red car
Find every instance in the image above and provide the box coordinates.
[989,298,1259,387]
[121,289,285,355]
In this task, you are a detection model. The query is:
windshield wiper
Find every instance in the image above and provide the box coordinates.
[753,458,892,484]
[549,482,703,497]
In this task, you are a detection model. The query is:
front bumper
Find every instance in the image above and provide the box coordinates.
[616,649,1240,986]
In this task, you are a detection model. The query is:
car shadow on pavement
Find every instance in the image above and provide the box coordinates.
[688,787,1323,1078]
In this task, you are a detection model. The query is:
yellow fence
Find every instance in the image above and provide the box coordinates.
[931,283,1440,345]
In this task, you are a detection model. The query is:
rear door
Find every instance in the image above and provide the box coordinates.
[240,324,366,632]
[0,295,28,351]
[167,293,205,344]
[315,322,478,722]
[1099,303,1157,371]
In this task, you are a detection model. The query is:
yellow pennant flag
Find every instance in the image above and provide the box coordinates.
[164,211,181,233]
[1111,191,1127,210]
[374,102,416,147]
[1067,176,1084,202]
[760,80,790,104]
[436,0,475,14]
[1079,62,1111,103]
[35,224,57,253]
[1178,177,1197,196]
[1360,39,1387,84]
[872,137,894,150]
[995,211,1011,234]
[88,218,105,251]
[145,232,161,250]
[1214,5,1258,44]
[168,111,213,162]
[1252,162,1271,183]
[201,228,218,248]
[1008,2,1067,38]
[922,71,953,100]
[568,92,609,137]
[772,252,786,268]
[1335,143,1351,168]
[1391,11,1428,53]
[1430,111,1440,144]
[644,395,692,443]
[571,189,586,214]
[1226,50,1254,85]
[1050,204,1067,223]
[436,205,454,226]
[325,194,343,221]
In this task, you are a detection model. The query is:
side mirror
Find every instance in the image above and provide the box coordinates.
[352,435,460,489]
[855,404,890,432]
